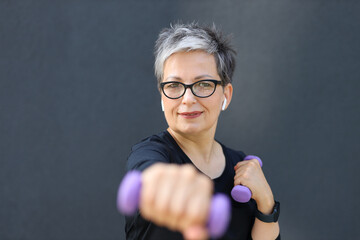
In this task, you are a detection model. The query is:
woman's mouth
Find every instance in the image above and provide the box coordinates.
[179,111,203,119]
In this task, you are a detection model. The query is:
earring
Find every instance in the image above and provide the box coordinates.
[161,100,164,112]
[222,98,227,111]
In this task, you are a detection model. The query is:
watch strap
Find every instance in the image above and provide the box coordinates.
[255,201,280,223]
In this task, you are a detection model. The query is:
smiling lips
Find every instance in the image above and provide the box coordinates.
[179,111,203,119]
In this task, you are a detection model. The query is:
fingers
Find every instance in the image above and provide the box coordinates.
[168,165,199,230]
[234,158,260,171]
[153,165,179,226]
[139,163,213,236]
[233,159,261,186]
[183,175,212,229]
[141,164,163,219]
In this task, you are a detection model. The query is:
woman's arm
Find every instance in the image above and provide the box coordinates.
[234,159,280,239]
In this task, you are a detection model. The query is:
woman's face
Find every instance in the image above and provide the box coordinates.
[162,50,233,137]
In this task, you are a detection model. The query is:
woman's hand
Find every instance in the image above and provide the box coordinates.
[140,163,213,240]
[234,159,274,212]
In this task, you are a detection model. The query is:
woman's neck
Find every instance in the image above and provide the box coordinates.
[167,127,217,163]
[167,127,225,179]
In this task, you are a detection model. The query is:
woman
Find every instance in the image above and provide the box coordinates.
[125,23,280,240]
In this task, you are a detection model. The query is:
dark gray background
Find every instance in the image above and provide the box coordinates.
[1,1,359,239]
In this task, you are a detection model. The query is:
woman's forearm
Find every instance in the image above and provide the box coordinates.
[251,198,280,240]
[251,219,280,240]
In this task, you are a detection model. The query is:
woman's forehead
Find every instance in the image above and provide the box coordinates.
[163,51,219,81]
[165,74,215,81]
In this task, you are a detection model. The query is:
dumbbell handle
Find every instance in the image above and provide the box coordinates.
[231,155,263,203]
[117,171,231,238]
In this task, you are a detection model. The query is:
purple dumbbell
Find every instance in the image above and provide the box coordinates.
[117,171,231,238]
[231,155,263,203]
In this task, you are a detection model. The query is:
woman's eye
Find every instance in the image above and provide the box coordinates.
[166,83,180,88]
[199,82,211,88]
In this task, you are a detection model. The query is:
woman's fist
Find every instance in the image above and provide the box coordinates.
[140,163,213,239]
[234,158,274,210]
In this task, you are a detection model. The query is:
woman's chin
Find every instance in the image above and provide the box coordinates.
[171,124,206,136]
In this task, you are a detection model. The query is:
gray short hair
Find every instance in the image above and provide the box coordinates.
[154,22,236,87]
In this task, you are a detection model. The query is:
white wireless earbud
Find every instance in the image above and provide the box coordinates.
[222,98,227,111]
[161,100,164,112]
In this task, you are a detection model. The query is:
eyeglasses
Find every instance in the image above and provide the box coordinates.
[160,79,223,99]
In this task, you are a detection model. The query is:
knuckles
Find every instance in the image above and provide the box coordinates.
[247,159,260,168]
[234,159,262,186]
[140,163,212,232]
[180,164,198,180]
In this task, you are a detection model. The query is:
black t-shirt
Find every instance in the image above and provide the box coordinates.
[125,130,262,240]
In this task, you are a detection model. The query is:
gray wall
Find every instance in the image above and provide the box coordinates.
[1,1,359,239]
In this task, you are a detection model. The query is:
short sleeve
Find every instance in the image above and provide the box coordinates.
[127,141,171,172]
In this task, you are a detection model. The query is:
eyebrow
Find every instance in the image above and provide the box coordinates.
[165,74,214,81]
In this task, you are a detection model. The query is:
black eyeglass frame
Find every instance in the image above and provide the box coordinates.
[160,79,223,99]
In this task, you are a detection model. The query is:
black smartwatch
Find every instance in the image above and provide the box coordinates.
[255,201,280,223]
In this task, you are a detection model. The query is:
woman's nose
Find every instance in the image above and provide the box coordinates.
[181,87,196,104]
